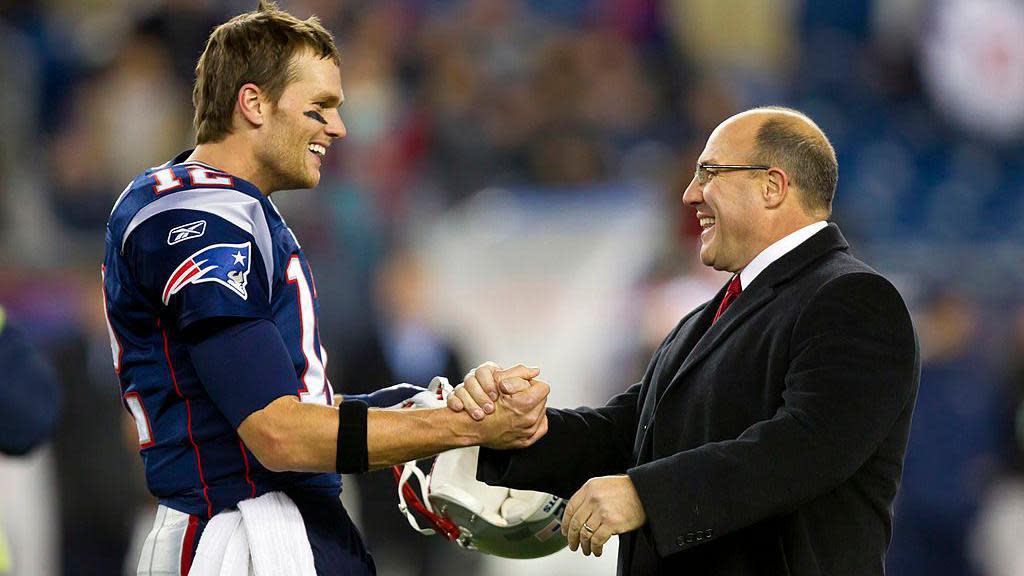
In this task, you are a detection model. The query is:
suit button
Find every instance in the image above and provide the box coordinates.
[704,529,713,539]
[685,533,695,544]
[695,532,704,541]
[676,536,685,547]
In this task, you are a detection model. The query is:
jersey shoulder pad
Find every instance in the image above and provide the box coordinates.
[121,186,275,303]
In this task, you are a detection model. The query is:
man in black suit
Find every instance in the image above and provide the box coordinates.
[448,107,920,575]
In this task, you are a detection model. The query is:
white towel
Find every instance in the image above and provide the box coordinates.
[188,492,316,576]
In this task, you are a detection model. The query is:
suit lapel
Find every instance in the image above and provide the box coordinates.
[632,281,776,461]
[665,280,775,396]
[634,224,850,462]
[652,297,720,396]
[633,297,720,458]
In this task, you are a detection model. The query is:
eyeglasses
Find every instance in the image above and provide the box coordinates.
[694,163,771,186]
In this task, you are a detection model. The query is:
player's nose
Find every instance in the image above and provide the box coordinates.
[325,109,346,140]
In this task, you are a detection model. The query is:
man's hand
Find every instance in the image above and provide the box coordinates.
[449,361,540,420]
[473,376,550,449]
[562,475,647,557]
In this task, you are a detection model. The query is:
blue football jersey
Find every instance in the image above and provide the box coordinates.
[102,151,340,518]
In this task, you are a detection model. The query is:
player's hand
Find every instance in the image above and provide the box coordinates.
[562,475,647,557]
[449,362,540,420]
[476,377,550,449]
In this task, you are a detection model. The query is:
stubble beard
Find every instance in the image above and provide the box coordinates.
[256,137,316,193]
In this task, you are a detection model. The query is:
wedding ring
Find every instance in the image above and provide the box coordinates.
[582,522,595,534]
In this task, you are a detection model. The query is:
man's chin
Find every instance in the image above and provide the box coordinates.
[301,166,321,189]
[698,246,714,268]
[280,173,319,191]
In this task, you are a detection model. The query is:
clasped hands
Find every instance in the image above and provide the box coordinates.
[449,362,647,557]
[448,361,549,450]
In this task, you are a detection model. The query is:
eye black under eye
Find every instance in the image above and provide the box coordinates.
[304,110,327,124]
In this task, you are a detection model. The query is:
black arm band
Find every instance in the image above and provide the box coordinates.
[336,400,369,473]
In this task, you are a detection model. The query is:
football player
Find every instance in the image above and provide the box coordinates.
[101,2,549,574]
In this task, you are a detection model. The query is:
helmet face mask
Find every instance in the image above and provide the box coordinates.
[390,378,569,559]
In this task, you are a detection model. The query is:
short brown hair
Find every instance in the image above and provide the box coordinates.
[192,0,340,144]
[749,106,838,215]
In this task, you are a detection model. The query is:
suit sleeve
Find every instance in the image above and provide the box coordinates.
[475,325,683,498]
[478,382,645,498]
[626,272,919,556]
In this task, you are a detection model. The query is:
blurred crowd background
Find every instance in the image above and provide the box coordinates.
[1,0,1024,574]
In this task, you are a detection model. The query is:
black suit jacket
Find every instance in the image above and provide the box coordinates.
[478,224,919,575]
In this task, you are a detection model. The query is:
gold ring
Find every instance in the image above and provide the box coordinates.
[582,522,595,534]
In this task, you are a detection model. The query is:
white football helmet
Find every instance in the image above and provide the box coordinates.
[390,377,568,559]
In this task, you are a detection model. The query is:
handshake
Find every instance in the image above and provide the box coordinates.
[448,362,551,451]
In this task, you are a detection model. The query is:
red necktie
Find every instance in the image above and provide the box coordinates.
[712,275,742,323]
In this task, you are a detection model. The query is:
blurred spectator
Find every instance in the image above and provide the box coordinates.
[48,272,148,576]
[968,305,1024,576]
[336,249,476,576]
[663,0,797,98]
[0,305,61,456]
[887,289,1002,576]
[136,1,228,86]
[50,31,189,237]
[0,303,62,576]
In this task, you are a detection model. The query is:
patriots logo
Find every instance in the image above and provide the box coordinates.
[162,242,252,304]
[167,220,207,245]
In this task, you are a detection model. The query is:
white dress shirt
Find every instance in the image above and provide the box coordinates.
[738,221,828,290]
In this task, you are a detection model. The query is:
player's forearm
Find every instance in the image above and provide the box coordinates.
[241,396,484,473]
[244,374,551,473]
[366,408,481,470]
[287,404,484,472]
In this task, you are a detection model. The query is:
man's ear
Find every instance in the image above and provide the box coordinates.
[237,83,266,128]
[763,167,789,209]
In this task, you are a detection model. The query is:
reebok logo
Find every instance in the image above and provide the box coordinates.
[167,220,207,245]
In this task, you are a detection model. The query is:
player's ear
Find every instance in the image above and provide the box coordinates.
[237,83,266,128]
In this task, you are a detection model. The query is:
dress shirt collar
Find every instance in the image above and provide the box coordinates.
[738,221,828,290]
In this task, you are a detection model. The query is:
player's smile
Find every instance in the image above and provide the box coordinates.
[307,141,328,165]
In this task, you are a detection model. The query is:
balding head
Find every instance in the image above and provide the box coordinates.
[731,107,838,216]
[683,107,837,272]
